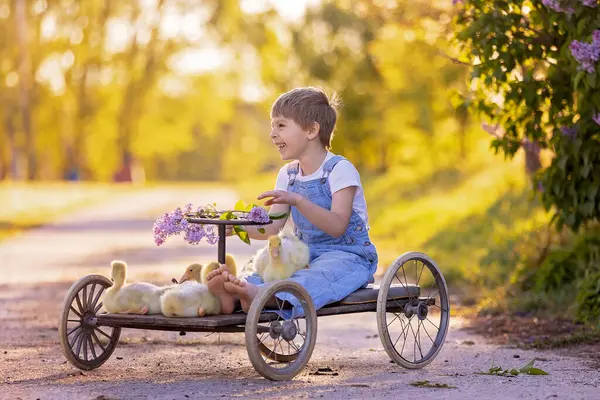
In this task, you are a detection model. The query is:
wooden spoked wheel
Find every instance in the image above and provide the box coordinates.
[245,281,317,381]
[58,275,121,370]
[377,252,450,369]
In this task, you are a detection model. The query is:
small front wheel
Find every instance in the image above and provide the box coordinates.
[377,252,450,369]
[58,275,121,370]
[245,281,317,380]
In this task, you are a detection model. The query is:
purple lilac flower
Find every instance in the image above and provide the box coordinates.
[247,206,270,223]
[560,126,578,139]
[537,181,545,193]
[542,0,575,13]
[593,113,600,126]
[205,225,219,245]
[570,37,600,73]
[153,211,184,246]
[581,0,598,7]
[153,203,213,246]
[184,223,206,245]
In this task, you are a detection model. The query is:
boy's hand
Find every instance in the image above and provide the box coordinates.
[257,190,303,207]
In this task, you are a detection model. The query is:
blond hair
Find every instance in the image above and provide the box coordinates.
[270,87,341,149]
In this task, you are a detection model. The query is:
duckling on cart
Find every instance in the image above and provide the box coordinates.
[59,212,450,381]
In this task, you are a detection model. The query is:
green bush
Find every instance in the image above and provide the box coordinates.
[488,224,600,322]
[576,270,600,326]
[533,226,600,293]
[452,1,600,232]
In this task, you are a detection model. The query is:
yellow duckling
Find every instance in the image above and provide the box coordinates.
[253,227,309,282]
[102,260,174,315]
[178,254,237,284]
[161,255,237,317]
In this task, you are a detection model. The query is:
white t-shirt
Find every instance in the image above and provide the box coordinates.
[274,152,369,227]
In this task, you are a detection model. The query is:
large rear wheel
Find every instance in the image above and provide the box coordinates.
[377,252,450,369]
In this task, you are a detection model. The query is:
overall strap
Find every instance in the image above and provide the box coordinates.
[320,155,347,183]
[286,161,300,186]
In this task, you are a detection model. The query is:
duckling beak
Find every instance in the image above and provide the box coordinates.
[178,272,190,284]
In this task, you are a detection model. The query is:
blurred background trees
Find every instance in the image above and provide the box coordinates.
[0,0,473,182]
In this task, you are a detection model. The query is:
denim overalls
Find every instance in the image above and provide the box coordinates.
[245,155,378,314]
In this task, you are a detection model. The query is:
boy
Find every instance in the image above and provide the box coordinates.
[206,87,378,314]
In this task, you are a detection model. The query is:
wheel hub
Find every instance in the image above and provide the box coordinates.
[403,298,419,318]
[268,320,298,341]
[416,302,428,320]
[281,321,297,341]
[403,299,429,320]
[269,321,282,339]
[81,312,96,330]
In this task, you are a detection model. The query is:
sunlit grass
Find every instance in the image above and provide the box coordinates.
[367,145,551,289]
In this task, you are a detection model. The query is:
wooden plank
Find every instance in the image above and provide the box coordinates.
[96,313,248,329]
[94,298,433,332]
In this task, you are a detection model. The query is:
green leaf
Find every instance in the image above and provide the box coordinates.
[509,368,519,376]
[220,211,235,220]
[566,213,576,227]
[268,212,288,220]
[587,73,597,89]
[257,227,266,234]
[588,183,599,200]
[574,71,585,90]
[519,359,535,373]
[526,368,549,376]
[234,199,245,211]
[577,16,590,35]
[245,204,256,212]
[233,226,250,245]
[558,156,567,172]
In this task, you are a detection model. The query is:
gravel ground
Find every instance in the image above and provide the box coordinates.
[1,186,598,399]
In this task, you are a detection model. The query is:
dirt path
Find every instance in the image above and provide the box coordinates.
[0,186,598,399]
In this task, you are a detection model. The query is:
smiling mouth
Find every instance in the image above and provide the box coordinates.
[275,143,286,150]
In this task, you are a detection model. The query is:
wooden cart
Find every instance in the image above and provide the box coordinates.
[59,216,450,380]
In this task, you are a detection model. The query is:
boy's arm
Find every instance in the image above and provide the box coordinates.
[244,203,290,240]
[258,187,356,238]
[295,186,356,238]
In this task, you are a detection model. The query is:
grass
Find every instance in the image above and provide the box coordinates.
[366,144,552,287]
[0,181,139,241]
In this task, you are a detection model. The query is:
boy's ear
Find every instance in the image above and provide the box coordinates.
[307,122,320,140]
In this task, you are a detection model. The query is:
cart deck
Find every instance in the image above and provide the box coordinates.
[94,284,427,332]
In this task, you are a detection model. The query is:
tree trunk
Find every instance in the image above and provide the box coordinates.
[68,0,112,180]
[16,0,35,180]
[4,105,18,179]
[523,139,541,179]
[115,0,167,182]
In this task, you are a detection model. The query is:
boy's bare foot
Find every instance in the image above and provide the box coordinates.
[206,266,235,314]
[223,276,259,313]
[206,264,229,281]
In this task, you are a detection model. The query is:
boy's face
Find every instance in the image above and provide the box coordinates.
[270,116,312,160]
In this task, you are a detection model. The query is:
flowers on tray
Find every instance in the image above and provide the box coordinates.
[152,200,286,246]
